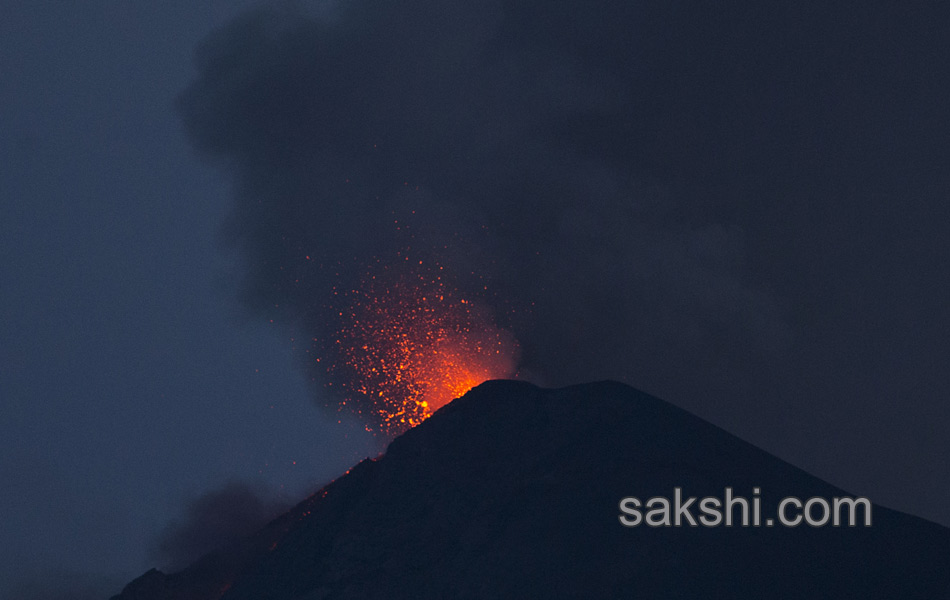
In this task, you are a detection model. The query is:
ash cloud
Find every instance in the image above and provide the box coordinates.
[151,481,289,571]
[177,1,950,521]
[176,2,794,393]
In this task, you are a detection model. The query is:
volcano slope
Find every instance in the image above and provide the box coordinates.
[112,380,950,599]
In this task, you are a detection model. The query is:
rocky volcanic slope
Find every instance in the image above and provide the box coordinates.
[112,381,950,599]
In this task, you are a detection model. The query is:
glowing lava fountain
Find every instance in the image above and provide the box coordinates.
[326,260,520,436]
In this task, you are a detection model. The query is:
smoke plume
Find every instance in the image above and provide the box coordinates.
[176,0,950,484]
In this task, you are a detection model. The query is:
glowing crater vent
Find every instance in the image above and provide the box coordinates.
[327,261,519,436]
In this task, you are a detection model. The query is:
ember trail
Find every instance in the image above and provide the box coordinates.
[326,260,519,436]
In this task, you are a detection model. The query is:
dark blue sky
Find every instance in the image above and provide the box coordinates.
[3,2,949,598]
[1,2,376,596]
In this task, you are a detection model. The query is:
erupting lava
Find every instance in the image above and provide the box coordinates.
[326,259,519,436]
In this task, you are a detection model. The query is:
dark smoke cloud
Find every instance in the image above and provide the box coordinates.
[177,3,793,390]
[178,2,950,521]
[151,481,289,571]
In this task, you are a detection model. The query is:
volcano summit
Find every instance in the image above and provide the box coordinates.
[112,381,950,599]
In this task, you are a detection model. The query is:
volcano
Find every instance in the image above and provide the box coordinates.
[111,381,950,599]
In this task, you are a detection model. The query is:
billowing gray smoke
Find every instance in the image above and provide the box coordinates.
[176,2,790,390]
[177,0,950,522]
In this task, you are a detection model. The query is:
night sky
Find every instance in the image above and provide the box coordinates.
[3,1,949,598]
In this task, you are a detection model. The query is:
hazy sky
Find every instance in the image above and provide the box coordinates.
[1,3,377,598]
[3,2,949,598]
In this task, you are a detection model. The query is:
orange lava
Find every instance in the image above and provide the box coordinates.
[326,259,518,436]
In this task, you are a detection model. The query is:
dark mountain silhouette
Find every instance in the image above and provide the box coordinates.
[111,381,950,599]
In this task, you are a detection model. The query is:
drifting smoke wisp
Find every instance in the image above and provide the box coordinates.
[151,482,289,571]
